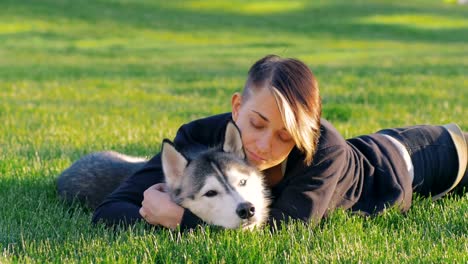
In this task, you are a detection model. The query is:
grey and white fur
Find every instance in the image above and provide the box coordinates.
[57,121,270,229]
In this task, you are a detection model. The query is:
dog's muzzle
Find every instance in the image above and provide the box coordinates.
[236,202,255,219]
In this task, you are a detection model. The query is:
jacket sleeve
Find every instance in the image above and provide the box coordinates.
[92,115,228,229]
[91,153,165,227]
[267,145,350,228]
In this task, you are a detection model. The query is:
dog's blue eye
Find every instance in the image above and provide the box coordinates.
[204,190,218,197]
[239,179,247,186]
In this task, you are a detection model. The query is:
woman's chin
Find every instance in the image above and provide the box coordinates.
[252,162,270,172]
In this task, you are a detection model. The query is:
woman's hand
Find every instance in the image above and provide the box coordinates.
[139,183,184,229]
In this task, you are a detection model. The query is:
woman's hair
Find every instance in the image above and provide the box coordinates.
[243,54,322,165]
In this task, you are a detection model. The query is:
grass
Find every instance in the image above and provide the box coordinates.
[0,0,467,262]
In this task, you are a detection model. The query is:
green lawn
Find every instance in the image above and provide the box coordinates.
[1,0,467,262]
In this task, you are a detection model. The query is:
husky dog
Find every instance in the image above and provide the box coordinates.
[57,121,270,229]
[57,151,147,210]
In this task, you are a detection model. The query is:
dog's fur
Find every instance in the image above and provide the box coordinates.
[56,151,147,210]
[57,121,270,229]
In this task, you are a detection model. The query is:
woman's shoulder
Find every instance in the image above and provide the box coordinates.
[178,113,232,136]
[285,119,349,171]
[184,112,232,127]
[317,118,347,150]
[173,112,233,151]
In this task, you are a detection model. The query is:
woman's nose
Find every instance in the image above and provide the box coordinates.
[257,132,272,153]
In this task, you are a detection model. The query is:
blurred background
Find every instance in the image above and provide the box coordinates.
[1,0,467,155]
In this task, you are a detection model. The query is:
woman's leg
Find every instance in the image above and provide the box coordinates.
[378,125,462,198]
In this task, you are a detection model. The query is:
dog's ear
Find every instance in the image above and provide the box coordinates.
[161,139,188,189]
[223,121,246,160]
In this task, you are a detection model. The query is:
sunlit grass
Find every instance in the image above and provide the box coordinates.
[181,0,306,14]
[358,14,468,30]
[0,0,467,262]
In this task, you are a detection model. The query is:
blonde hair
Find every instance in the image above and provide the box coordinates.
[243,55,321,165]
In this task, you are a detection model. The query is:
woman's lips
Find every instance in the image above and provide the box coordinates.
[246,149,265,163]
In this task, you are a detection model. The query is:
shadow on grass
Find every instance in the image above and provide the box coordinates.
[0,141,158,241]
[1,0,467,44]
[1,59,466,82]
[1,0,467,82]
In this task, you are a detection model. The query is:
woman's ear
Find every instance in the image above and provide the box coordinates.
[231,92,242,122]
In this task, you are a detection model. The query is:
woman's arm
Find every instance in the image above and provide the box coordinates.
[266,119,359,228]
[138,183,184,229]
[92,113,231,229]
[92,145,208,229]
[267,145,349,228]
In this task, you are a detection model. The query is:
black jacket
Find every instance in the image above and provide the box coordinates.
[92,113,411,229]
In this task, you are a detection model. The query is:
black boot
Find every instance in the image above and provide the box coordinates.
[452,132,468,195]
[431,124,468,200]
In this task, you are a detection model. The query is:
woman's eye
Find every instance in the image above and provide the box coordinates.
[251,122,261,129]
[204,190,218,197]
[239,179,247,186]
[278,131,292,142]
[250,118,264,129]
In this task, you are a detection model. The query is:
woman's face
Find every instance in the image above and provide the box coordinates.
[231,87,296,171]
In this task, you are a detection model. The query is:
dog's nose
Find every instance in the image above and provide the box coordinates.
[236,202,255,219]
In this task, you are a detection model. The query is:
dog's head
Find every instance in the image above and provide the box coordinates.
[161,121,270,229]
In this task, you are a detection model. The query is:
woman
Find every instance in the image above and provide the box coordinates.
[92,55,468,229]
